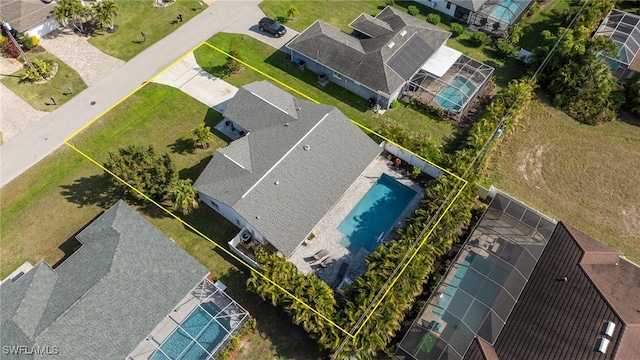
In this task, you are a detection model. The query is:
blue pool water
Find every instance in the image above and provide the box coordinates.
[490,0,528,23]
[339,174,416,252]
[435,76,476,111]
[151,302,226,360]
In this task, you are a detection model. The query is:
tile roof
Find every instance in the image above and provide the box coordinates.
[464,221,640,360]
[0,201,208,359]
[194,81,382,257]
[0,0,55,33]
[286,6,450,96]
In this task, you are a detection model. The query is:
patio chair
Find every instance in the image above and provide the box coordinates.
[319,257,335,268]
[312,249,329,261]
[310,254,330,267]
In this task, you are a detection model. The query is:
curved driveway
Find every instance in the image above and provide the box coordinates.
[0,0,260,188]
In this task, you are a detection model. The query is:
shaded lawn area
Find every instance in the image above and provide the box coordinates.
[0,52,87,111]
[516,0,575,51]
[88,0,205,61]
[485,94,640,263]
[0,82,325,359]
[260,0,524,89]
[195,33,455,144]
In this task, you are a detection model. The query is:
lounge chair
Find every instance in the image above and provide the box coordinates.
[312,249,329,261]
[310,254,330,267]
[337,262,349,278]
[319,257,335,268]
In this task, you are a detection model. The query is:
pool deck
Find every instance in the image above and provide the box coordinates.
[288,156,423,287]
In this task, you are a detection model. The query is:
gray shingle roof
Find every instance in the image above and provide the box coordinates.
[0,0,55,33]
[287,6,450,96]
[0,201,208,359]
[195,81,382,257]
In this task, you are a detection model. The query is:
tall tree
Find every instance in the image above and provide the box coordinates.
[93,0,119,31]
[104,145,178,202]
[169,179,199,215]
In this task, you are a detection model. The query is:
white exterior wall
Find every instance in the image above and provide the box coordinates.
[199,194,266,245]
[414,0,458,18]
[383,141,445,178]
[25,18,60,39]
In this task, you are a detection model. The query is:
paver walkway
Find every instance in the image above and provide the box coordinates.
[0,58,48,143]
[39,29,124,87]
[152,53,237,113]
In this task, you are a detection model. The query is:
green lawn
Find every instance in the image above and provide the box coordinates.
[517,0,575,51]
[0,82,324,359]
[195,33,454,144]
[88,0,205,61]
[0,52,87,111]
[485,94,640,263]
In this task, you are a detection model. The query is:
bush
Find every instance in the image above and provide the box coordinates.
[450,23,465,37]
[21,58,55,82]
[240,317,257,337]
[494,39,515,57]
[426,13,441,25]
[407,5,419,16]
[3,39,20,58]
[470,31,492,46]
[19,34,38,51]
[385,0,395,5]
[224,38,243,75]
[390,99,401,108]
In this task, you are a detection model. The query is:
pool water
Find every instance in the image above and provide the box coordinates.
[489,0,529,23]
[339,174,416,252]
[151,302,226,360]
[435,76,476,111]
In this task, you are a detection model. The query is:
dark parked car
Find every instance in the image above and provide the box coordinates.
[258,17,286,38]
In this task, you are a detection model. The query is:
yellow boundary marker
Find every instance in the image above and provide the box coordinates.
[63,41,469,344]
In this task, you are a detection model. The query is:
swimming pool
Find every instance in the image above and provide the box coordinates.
[339,174,416,252]
[489,0,529,24]
[151,302,227,360]
[435,76,476,111]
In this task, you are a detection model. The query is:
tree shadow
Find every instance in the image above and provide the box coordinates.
[619,110,640,127]
[168,136,195,155]
[59,174,120,208]
[179,155,212,181]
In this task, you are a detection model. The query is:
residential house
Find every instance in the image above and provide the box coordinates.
[194,81,382,266]
[286,6,493,118]
[0,0,59,38]
[594,9,640,82]
[395,191,640,360]
[0,201,249,360]
[414,0,534,35]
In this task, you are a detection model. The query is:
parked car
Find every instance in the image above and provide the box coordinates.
[258,17,286,38]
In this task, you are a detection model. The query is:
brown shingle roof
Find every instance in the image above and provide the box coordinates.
[0,0,55,33]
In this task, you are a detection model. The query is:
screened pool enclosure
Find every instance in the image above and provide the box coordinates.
[469,0,534,35]
[595,9,640,82]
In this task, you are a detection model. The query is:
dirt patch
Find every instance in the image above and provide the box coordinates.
[516,144,547,189]
[620,206,640,241]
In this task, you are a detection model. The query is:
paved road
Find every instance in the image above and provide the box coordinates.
[0,0,260,188]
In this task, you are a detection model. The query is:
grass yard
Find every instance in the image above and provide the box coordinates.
[516,0,575,51]
[0,52,87,111]
[195,33,454,145]
[485,94,640,263]
[88,0,205,61]
[0,82,324,359]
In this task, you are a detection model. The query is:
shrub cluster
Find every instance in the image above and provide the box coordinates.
[407,5,419,17]
[426,13,441,25]
[450,22,465,37]
[470,31,492,46]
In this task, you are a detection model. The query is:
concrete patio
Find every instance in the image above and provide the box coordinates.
[289,155,424,288]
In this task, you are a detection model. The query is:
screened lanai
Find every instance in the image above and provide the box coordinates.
[128,279,250,360]
[396,192,556,360]
[595,9,640,82]
[469,0,533,35]
[404,49,494,120]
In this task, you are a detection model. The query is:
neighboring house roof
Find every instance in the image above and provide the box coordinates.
[286,6,451,97]
[0,201,209,359]
[450,0,488,12]
[0,0,55,33]
[195,81,382,257]
[463,222,640,360]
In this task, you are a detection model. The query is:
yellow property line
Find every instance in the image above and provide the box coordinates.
[63,40,469,343]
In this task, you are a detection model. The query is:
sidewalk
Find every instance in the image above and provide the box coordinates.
[0,0,261,188]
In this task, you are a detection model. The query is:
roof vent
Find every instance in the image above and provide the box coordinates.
[387,41,395,49]
[597,338,610,353]
[284,123,289,126]
[400,30,407,37]
[274,181,279,185]
[604,321,616,337]
[303,144,311,151]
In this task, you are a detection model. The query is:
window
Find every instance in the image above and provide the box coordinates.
[446,1,452,9]
[210,200,219,210]
[333,71,342,80]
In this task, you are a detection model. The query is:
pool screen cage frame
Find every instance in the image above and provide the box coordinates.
[594,9,640,82]
[468,0,534,35]
[144,279,250,360]
[403,54,494,120]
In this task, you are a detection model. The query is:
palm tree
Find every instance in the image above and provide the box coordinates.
[93,0,119,32]
[191,124,215,149]
[54,0,89,33]
[169,179,199,215]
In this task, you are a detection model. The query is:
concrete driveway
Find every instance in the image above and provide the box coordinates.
[222,6,299,52]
